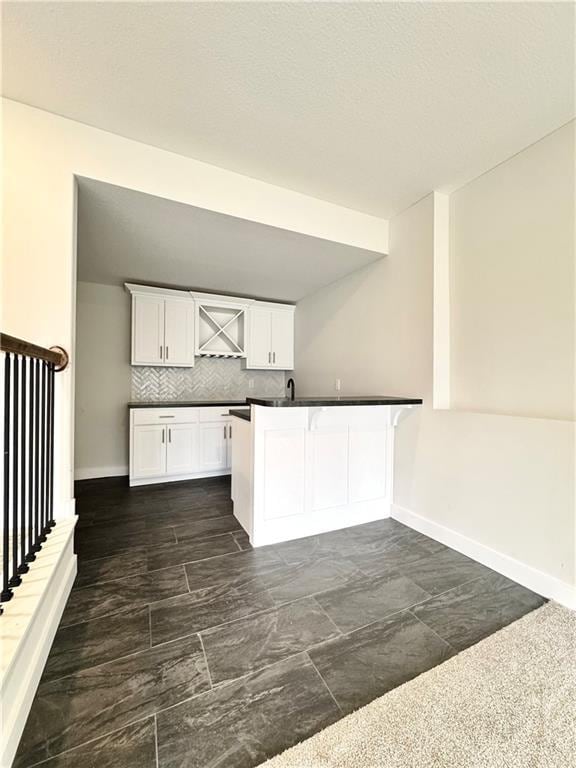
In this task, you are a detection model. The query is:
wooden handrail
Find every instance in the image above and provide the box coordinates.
[0,334,69,370]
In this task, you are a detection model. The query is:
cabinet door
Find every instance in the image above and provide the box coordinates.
[132,295,165,365]
[166,424,198,475]
[132,425,166,478]
[199,422,228,471]
[270,310,294,369]
[247,309,272,368]
[164,299,195,366]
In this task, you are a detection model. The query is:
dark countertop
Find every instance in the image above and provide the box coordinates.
[229,408,251,422]
[247,396,423,407]
[129,400,248,409]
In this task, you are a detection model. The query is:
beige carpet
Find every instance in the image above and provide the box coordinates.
[264,603,576,768]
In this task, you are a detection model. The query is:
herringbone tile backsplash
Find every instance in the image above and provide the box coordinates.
[131,358,287,401]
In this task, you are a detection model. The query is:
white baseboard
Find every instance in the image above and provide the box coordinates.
[0,518,77,768]
[74,465,128,481]
[391,504,576,610]
[252,499,391,547]
[129,469,230,487]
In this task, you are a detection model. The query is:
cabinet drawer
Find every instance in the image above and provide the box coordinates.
[132,408,199,425]
[198,407,235,422]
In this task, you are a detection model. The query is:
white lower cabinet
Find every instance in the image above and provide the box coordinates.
[130,408,233,486]
[199,422,231,472]
[132,424,167,479]
[166,424,198,475]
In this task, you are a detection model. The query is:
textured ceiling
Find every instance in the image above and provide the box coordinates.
[76,178,383,302]
[3,2,575,216]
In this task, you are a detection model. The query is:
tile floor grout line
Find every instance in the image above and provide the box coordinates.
[38,627,207,687]
[148,543,245,575]
[162,649,316,709]
[20,713,158,768]
[57,599,165,631]
[77,515,416,571]
[58,577,191,629]
[309,595,344,637]
[407,608,459,653]
[78,524,239,564]
[154,714,160,768]
[404,573,491,610]
[197,593,323,642]
[69,545,243,595]
[58,556,488,637]
[198,632,215,689]
[309,574,491,641]
[183,564,192,594]
[49,574,489,687]
[305,651,344,716]
[78,517,236,557]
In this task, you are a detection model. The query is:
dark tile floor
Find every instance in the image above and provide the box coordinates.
[15,476,545,768]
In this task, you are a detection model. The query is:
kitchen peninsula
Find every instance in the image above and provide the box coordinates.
[231,396,422,546]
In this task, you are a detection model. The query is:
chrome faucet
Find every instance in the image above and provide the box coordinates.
[286,378,295,401]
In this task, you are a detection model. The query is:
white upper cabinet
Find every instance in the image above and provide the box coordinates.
[164,298,195,365]
[127,285,293,369]
[245,304,294,370]
[270,309,294,369]
[247,308,273,367]
[133,294,164,365]
[128,285,195,367]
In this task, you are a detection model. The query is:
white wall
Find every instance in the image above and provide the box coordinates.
[74,282,131,479]
[295,126,575,602]
[295,194,434,399]
[2,99,388,515]
[450,123,575,420]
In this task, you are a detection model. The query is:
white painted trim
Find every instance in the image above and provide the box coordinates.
[251,301,295,312]
[190,290,255,307]
[130,469,230,487]
[74,465,128,481]
[0,519,77,768]
[124,282,190,299]
[432,191,451,409]
[391,503,576,610]
[54,497,77,522]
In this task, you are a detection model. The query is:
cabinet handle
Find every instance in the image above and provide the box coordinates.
[268,351,271,363]
[166,346,169,360]
[160,345,163,359]
[162,428,165,443]
[223,425,227,439]
[273,351,276,363]
[229,425,232,438]
[159,415,174,419]
[169,428,172,443]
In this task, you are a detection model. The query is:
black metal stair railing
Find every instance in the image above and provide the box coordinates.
[1,334,68,610]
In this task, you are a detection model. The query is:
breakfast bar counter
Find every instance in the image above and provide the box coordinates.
[230,396,422,547]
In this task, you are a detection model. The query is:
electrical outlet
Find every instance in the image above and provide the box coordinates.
[335,378,341,391]
[248,379,255,389]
